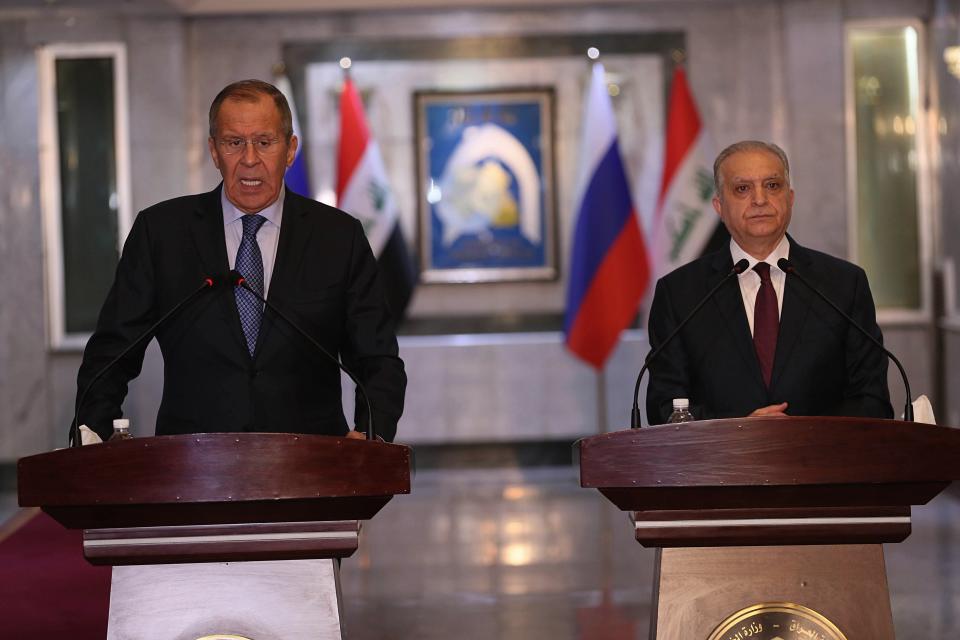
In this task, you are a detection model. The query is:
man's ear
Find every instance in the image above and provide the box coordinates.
[712,195,722,216]
[286,135,299,168]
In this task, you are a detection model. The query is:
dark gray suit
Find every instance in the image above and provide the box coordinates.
[77,185,406,441]
[646,237,892,424]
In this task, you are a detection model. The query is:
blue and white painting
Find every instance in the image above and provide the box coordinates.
[417,91,556,282]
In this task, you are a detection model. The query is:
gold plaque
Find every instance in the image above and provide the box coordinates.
[707,602,848,640]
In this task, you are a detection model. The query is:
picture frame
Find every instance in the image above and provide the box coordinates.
[414,88,557,283]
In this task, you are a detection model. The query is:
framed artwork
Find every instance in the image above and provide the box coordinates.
[414,88,557,283]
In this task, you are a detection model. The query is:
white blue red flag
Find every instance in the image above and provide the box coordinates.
[276,74,311,198]
[564,63,651,369]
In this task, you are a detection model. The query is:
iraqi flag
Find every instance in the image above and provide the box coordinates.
[336,75,417,326]
[275,74,311,198]
[564,63,652,369]
[652,67,719,280]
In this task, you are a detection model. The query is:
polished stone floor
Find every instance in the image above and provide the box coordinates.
[339,467,656,640]
[335,466,960,640]
[2,465,958,639]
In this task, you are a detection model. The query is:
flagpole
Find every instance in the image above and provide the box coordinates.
[596,366,609,434]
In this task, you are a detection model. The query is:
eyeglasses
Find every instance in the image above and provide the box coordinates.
[217,136,285,156]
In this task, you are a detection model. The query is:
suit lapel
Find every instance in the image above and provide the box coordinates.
[267,189,312,302]
[255,189,315,356]
[709,251,766,391]
[770,237,813,392]
[188,186,230,277]
[188,184,248,356]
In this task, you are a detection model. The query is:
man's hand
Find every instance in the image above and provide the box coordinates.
[749,402,789,417]
[345,430,367,440]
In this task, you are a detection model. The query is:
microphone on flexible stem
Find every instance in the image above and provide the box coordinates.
[71,275,222,447]
[777,258,912,422]
[229,270,376,441]
[631,259,750,429]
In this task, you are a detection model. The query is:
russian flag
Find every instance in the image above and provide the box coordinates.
[276,74,311,198]
[564,63,651,369]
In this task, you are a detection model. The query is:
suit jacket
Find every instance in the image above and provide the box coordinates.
[77,186,406,442]
[645,236,893,424]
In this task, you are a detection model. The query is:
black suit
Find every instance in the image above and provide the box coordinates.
[645,237,892,424]
[77,186,406,442]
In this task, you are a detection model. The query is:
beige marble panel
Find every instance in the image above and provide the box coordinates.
[0,22,50,459]
[344,330,649,444]
[108,559,343,640]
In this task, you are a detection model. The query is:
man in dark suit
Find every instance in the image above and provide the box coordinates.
[646,140,892,424]
[75,79,406,442]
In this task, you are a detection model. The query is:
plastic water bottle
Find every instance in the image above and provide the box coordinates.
[667,398,694,423]
[108,418,134,441]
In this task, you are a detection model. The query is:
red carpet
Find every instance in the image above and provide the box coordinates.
[0,509,111,638]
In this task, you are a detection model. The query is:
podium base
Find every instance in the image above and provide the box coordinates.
[107,559,344,640]
[650,544,895,640]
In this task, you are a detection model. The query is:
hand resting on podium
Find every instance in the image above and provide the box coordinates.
[749,402,789,417]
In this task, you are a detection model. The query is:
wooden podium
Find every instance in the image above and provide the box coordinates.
[18,433,411,640]
[577,417,960,640]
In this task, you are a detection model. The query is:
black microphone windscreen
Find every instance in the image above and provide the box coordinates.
[777,258,794,272]
[204,274,228,288]
[733,258,750,274]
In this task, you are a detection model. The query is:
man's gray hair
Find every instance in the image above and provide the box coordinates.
[713,140,790,195]
[208,79,293,140]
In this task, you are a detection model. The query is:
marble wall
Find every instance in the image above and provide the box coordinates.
[0,0,944,461]
[932,0,960,428]
[0,21,49,458]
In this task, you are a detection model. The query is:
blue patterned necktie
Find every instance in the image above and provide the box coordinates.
[235,214,267,356]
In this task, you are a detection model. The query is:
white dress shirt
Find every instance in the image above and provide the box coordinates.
[731,234,789,336]
[222,189,284,296]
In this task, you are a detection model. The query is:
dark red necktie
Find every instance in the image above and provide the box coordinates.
[753,262,779,388]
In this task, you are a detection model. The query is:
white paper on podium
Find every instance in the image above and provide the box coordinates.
[910,394,936,424]
[79,425,103,445]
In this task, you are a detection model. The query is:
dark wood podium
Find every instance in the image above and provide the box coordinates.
[577,417,960,640]
[18,433,411,639]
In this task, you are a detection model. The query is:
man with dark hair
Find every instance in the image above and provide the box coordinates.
[75,79,406,442]
[645,140,892,424]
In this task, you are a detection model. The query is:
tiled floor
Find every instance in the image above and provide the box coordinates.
[2,465,958,639]
[339,467,655,640]
[337,466,960,640]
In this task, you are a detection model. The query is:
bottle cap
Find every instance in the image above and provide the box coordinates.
[112,418,130,430]
[672,398,689,409]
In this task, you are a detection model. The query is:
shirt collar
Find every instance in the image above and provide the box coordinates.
[221,185,285,228]
[730,234,790,275]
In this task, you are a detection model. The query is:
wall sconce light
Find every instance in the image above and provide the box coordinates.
[943,46,960,78]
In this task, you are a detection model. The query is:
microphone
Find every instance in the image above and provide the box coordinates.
[71,275,222,447]
[228,270,377,441]
[631,259,750,428]
[777,258,912,421]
